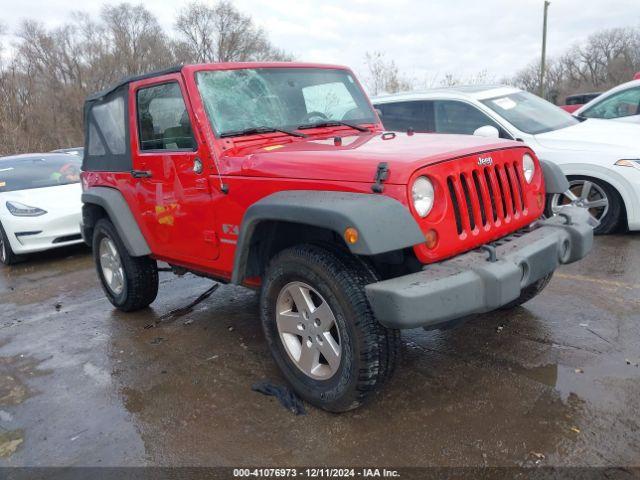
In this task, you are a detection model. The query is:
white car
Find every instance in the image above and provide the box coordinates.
[0,153,84,265]
[574,79,640,124]
[373,86,640,234]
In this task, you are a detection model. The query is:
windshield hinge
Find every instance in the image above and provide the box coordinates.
[371,162,389,193]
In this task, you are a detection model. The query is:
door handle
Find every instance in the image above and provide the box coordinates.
[131,170,153,178]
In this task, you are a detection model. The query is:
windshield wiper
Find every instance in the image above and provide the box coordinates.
[219,126,307,138]
[297,120,369,132]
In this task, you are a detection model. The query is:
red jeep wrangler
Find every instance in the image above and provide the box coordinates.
[81,63,593,412]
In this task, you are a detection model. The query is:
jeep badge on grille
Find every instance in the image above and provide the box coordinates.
[478,156,493,166]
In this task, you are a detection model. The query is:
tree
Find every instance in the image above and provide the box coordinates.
[363,51,413,96]
[101,3,175,78]
[0,21,5,53]
[510,26,640,103]
[175,1,291,63]
[437,70,496,88]
[0,1,291,155]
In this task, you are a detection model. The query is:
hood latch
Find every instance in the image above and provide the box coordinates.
[372,162,389,193]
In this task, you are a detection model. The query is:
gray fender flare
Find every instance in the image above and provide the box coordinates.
[231,190,425,284]
[539,159,570,194]
[82,187,151,257]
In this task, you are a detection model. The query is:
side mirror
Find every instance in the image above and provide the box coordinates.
[473,125,500,138]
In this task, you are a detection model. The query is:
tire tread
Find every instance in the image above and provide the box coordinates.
[261,244,400,412]
[93,219,158,312]
[0,222,23,265]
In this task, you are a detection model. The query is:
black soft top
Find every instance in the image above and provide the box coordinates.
[86,65,183,103]
[82,65,183,172]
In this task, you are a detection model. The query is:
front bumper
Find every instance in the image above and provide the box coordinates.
[5,212,83,254]
[365,206,593,329]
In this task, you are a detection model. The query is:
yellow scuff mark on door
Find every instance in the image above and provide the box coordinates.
[155,203,179,226]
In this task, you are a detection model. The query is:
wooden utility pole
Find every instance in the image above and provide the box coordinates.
[540,1,551,98]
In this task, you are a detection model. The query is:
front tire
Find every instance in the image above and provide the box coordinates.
[260,244,400,412]
[0,222,23,266]
[92,218,158,312]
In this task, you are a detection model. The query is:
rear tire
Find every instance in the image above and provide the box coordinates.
[500,273,553,310]
[92,218,158,312]
[260,244,400,412]
[0,222,23,266]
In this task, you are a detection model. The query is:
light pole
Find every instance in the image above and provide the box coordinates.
[540,1,551,98]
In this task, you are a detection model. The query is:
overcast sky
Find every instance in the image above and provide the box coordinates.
[1,0,639,84]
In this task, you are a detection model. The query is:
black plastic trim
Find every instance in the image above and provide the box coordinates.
[539,159,570,194]
[81,187,151,257]
[231,190,425,284]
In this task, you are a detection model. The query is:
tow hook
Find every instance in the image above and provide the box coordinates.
[479,244,498,262]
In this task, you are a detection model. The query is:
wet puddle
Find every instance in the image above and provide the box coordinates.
[519,363,559,387]
[0,352,52,460]
[0,353,50,407]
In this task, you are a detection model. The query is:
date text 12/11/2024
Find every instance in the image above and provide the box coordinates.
[232,468,401,478]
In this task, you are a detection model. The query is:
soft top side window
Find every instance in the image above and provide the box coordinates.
[83,86,131,172]
[136,82,196,151]
[89,95,126,155]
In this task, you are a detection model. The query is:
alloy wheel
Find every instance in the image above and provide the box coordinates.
[550,179,609,225]
[275,281,341,380]
[99,237,125,295]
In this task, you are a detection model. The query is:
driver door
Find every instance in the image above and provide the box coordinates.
[130,75,219,264]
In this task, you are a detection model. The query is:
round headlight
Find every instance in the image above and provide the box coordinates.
[522,154,535,183]
[411,176,435,217]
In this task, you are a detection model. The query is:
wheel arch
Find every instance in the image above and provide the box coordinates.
[81,187,151,256]
[231,190,425,285]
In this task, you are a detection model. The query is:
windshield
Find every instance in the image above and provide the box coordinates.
[196,68,377,137]
[581,87,640,119]
[481,91,579,134]
[0,155,81,192]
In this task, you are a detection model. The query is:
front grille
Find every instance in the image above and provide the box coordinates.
[447,160,529,235]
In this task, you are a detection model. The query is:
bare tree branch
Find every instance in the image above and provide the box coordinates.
[363,51,413,96]
[175,1,291,63]
[509,26,640,103]
[0,1,291,155]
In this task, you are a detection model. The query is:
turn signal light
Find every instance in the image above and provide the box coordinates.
[344,227,359,244]
[424,229,438,249]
